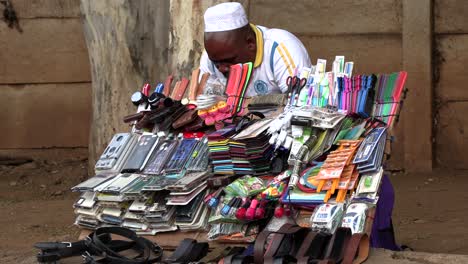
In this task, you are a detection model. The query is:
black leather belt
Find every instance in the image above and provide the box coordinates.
[165,238,209,263]
[35,227,163,264]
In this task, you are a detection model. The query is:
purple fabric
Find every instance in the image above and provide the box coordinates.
[370,174,401,250]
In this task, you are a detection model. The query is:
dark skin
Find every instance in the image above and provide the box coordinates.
[204,25,257,77]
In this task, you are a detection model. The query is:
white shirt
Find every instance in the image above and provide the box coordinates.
[200,24,311,97]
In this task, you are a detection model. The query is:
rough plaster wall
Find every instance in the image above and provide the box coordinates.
[433,0,468,168]
[80,0,170,170]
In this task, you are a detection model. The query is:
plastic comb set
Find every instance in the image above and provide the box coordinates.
[197,62,253,127]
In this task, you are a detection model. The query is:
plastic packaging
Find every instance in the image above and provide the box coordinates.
[341,202,372,234]
[224,176,266,197]
[310,202,344,234]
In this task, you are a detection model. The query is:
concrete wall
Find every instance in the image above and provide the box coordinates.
[434,0,468,169]
[0,0,91,148]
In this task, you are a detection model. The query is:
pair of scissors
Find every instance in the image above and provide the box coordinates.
[286,76,307,106]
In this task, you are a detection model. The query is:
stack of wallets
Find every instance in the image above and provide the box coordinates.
[73,192,100,229]
[95,173,141,202]
[122,197,158,232]
[94,133,137,175]
[166,182,207,205]
[353,127,387,173]
[174,191,208,231]
[71,174,117,192]
[144,203,177,234]
[207,125,238,175]
[229,119,274,175]
[140,192,177,234]
[166,171,211,194]
[98,207,124,226]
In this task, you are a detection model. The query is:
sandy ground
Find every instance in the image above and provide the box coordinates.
[0,148,467,263]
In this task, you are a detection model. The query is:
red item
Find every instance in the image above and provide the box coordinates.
[245,199,258,221]
[142,83,151,96]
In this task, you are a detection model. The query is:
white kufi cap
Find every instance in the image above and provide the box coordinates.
[204,2,248,32]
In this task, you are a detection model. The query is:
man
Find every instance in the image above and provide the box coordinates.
[200,2,311,97]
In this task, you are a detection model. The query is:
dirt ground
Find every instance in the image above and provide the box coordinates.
[1,148,467,263]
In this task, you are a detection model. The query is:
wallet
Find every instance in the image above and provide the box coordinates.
[185,116,205,131]
[173,109,198,129]
[123,112,145,123]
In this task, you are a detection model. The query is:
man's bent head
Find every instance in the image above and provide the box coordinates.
[203,2,256,77]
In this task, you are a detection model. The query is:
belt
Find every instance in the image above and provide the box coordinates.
[254,223,309,264]
[165,238,209,263]
[296,231,332,264]
[35,227,163,264]
[200,246,245,263]
[341,233,369,264]
[321,227,352,264]
[220,254,254,264]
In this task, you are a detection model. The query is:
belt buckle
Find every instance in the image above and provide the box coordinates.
[82,251,96,264]
[62,242,72,248]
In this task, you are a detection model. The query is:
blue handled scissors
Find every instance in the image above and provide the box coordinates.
[286,76,307,106]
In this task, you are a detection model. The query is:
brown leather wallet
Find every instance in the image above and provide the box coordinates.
[172,109,198,129]
[135,113,152,130]
[207,175,237,189]
[123,112,145,123]
[184,117,205,131]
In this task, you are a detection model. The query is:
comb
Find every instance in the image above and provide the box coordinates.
[173,78,190,101]
[197,72,210,97]
[236,62,253,115]
[163,75,174,97]
[171,81,181,99]
[224,64,243,117]
[188,69,200,101]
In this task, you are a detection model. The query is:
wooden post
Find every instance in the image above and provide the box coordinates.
[402,0,433,172]
[80,0,170,173]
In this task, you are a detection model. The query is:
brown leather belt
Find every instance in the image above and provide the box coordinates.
[252,223,369,264]
[254,224,309,264]
[296,231,332,264]
[321,227,352,264]
[342,233,369,264]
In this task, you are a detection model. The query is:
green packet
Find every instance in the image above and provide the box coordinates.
[224,175,266,197]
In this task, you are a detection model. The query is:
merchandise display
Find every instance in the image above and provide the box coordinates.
[67,56,407,263]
